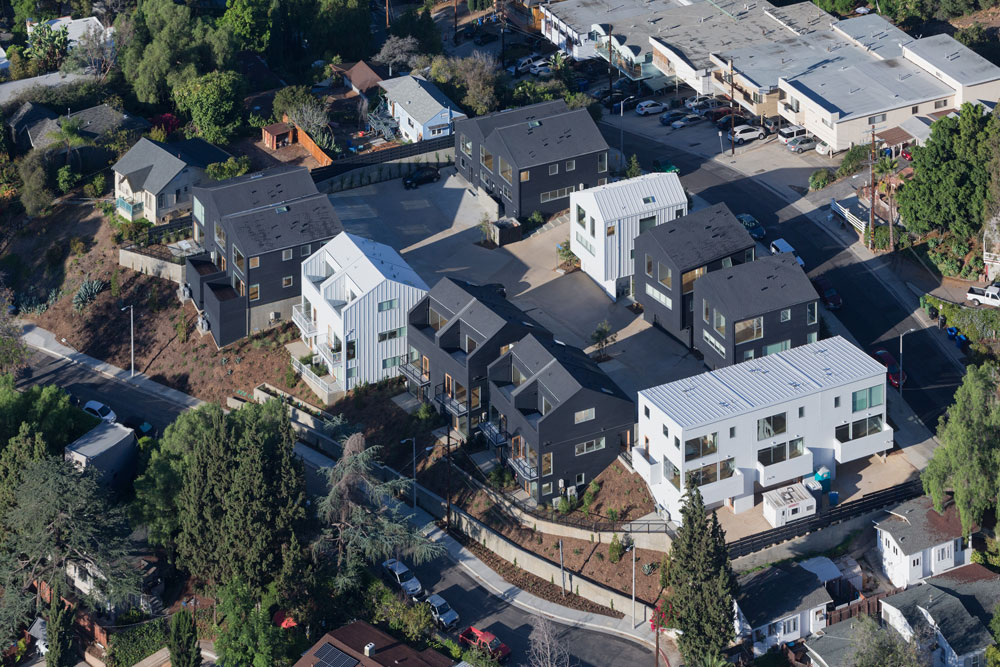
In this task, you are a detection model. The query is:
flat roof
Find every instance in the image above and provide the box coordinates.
[66,422,134,459]
[905,34,1000,87]
[640,336,885,430]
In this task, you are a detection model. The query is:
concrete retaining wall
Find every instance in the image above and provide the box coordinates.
[316,149,456,193]
[118,248,183,283]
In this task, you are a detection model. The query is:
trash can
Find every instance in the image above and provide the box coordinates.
[957,334,969,350]
[928,306,938,321]
[947,326,958,340]
[815,467,832,493]
[829,490,840,507]
[939,314,947,329]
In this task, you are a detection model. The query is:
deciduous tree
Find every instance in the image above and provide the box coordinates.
[850,614,931,667]
[206,156,252,181]
[373,35,421,75]
[64,20,131,83]
[173,71,245,145]
[272,86,318,123]
[0,288,29,376]
[26,24,69,72]
[221,0,272,52]
[526,616,571,667]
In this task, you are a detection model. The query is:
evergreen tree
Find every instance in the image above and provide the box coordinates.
[168,608,201,667]
[625,154,642,179]
[215,578,291,667]
[666,482,737,664]
[45,580,74,667]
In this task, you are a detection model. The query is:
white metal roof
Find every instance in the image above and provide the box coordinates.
[313,232,428,296]
[640,336,885,429]
[904,35,1000,87]
[579,172,686,221]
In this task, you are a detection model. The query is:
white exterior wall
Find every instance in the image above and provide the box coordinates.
[902,46,1000,106]
[876,529,968,588]
[882,601,981,667]
[114,165,202,222]
[649,39,713,94]
[738,604,826,656]
[540,10,596,61]
[635,373,892,521]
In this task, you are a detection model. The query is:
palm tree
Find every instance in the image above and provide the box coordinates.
[46,117,92,167]
[874,155,899,251]
[693,654,729,667]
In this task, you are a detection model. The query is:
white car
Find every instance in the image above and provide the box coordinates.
[83,400,117,423]
[769,238,806,269]
[635,100,667,116]
[671,114,703,129]
[382,558,424,600]
[815,140,834,156]
[684,95,712,109]
[727,124,764,145]
[528,59,552,76]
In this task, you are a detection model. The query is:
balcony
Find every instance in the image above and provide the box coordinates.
[399,360,430,387]
[480,420,508,447]
[509,455,538,481]
[117,196,143,220]
[435,384,468,417]
[315,342,342,371]
[292,304,317,337]
[756,449,814,488]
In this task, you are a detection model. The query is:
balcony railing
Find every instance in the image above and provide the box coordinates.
[480,420,508,447]
[292,304,317,337]
[399,361,430,386]
[315,342,342,371]
[117,196,143,217]
[434,383,468,417]
[509,455,538,481]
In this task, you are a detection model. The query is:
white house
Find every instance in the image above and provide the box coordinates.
[64,422,136,489]
[293,233,428,393]
[633,336,893,521]
[26,16,113,49]
[874,495,971,589]
[377,75,466,143]
[569,172,687,301]
[881,564,1000,667]
[736,563,832,656]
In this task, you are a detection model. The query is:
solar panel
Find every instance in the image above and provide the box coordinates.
[313,643,360,667]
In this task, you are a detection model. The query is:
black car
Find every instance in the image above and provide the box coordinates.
[403,166,440,189]
[812,275,843,309]
[474,31,498,45]
[610,95,640,113]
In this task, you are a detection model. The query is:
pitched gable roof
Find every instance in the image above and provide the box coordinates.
[695,255,818,320]
[378,75,464,126]
[344,61,387,94]
[113,137,230,195]
[491,107,608,167]
[874,495,968,554]
[640,202,754,270]
[508,333,630,404]
[737,563,832,629]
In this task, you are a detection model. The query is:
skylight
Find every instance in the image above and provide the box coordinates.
[642,195,656,204]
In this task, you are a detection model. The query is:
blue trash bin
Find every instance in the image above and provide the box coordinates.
[829,490,840,507]
[957,334,969,350]
[947,326,958,340]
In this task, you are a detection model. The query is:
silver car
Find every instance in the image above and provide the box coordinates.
[426,594,460,630]
[382,558,424,600]
[788,135,819,153]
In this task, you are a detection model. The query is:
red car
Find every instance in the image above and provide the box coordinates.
[872,348,906,388]
[459,626,511,662]
[901,147,912,160]
[811,275,843,310]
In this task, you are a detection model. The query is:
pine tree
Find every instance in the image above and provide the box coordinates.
[625,154,642,179]
[168,609,201,667]
[666,482,737,664]
[45,580,74,667]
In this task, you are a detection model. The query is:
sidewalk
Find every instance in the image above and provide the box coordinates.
[21,322,204,410]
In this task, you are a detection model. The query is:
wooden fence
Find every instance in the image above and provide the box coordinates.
[826,588,901,625]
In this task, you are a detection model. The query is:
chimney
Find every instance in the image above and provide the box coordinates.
[364,642,376,657]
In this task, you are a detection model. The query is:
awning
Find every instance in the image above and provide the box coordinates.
[875,126,913,146]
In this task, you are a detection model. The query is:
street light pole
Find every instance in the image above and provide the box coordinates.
[121,304,134,378]
[899,327,917,394]
[403,437,417,508]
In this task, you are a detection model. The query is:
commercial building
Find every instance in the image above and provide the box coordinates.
[693,255,820,368]
[633,336,893,520]
[293,233,428,396]
[453,100,609,219]
[569,173,687,301]
[874,495,971,589]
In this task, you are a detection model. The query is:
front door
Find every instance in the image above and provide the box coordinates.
[444,373,453,397]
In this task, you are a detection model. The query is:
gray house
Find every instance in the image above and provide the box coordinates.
[185,166,343,348]
[485,333,634,505]
[64,422,137,489]
[633,203,756,348]
[401,278,545,437]
[454,100,609,220]
[693,255,820,369]
[5,101,56,152]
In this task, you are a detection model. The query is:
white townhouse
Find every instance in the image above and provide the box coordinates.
[874,495,971,589]
[633,336,893,521]
[295,233,429,392]
[377,75,466,143]
[569,173,687,301]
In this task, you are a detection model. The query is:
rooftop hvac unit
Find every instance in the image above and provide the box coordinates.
[364,642,376,657]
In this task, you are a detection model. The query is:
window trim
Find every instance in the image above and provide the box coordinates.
[282,275,294,288]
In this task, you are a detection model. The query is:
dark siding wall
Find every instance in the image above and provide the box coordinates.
[246,244,312,306]
[204,283,248,347]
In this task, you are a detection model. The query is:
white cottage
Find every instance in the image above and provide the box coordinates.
[736,563,832,656]
[377,75,466,143]
[294,233,428,392]
[569,173,687,301]
[874,495,971,589]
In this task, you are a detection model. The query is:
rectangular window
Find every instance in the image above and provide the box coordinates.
[232,246,245,274]
[607,225,615,236]
[835,396,841,408]
[703,299,710,325]
[464,335,477,354]
[301,244,311,257]
[249,256,259,269]
[460,134,471,156]
[542,452,553,476]
[377,327,405,342]
[512,365,527,386]
[735,317,764,344]
[377,298,398,312]
[702,329,725,356]
[644,283,673,309]
[645,254,654,278]
[934,99,948,109]
[231,276,245,296]
[282,276,293,288]
[539,185,575,203]
[713,309,726,337]
[743,349,755,360]
[480,146,494,172]
[347,341,356,361]
[729,426,736,438]
[566,159,575,172]
[577,205,586,228]
[193,197,204,223]
[721,257,732,269]
[282,249,293,261]
[663,457,680,490]
[644,406,650,419]
[798,406,804,418]
[911,105,919,114]
[249,284,260,301]
[763,340,791,355]
[757,413,787,440]
[867,113,887,125]
[757,442,787,467]
[520,170,530,182]
[576,472,585,486]
[470,386,481,409]
[498,155,512,184]
[720,457,735,479]
[852,386,884,412]
[428,307,449,331]
[574,408,595,424]
[807,302,818,325]
[657,263,672,289]
[783,617,798,634]
[590,216,595,237]
[807,331,818,344]
[541,482,552,496]
[549,163,558,176]
[662,424,669,438]
[575,232,595,256]
[745,247,755,263]
[214,222,227,249]
[598,152,608,173]
[684,433,718,462]
[780,308,791,323]
[382,356,402,369]
[639,215,657,235]
[574,437,606,455]
[788,437,804,459]
[674,436,680,450]
[682,266,706,294]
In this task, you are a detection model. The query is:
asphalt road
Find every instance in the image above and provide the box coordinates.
[606,125,963,431]
[18,348,653,664]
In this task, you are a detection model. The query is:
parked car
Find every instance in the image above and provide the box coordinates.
[652,159,680,173]
[871,348,906,388]
[762,116,782,135]
[692,98,723,115]
[426,594,460,630]
[684,95,712,109]
[671,114,704,129]
[901,147,913,160]
[458,627,511,662]
[528,59,551,75]
[403,166,440,189]
[728,124,765,145]
[83,400,116,423]
[474,31,498,45]
[705,106,739,122]
[736,213,766,240]
[530,64,553,77]
[787,135,819,153]
[967,283,1000,307]
[381,558,424,600]
[507,55,539,76]
[659,109,687,125]
[636,100,667,116]
[769,238,805,269]
[812,275,843,309]
[777,124,808,144]
[815,140,834,156]
[611,95,640,113]
[716,115,748,130]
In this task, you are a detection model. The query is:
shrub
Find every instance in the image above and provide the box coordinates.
[91,173,106,196]
[70,237,86,256]
[607,508,619,522]
[809,169,834,190]
[175,317,188,343]
[105,618,169,667]
[56,165,80,194]
[836,143,871,178]
[608,533,624,563]
[415,402,436,422]
[73,279,107,312]
[284,363,298,388]
[558,496,577,514]
[488,466,514,490]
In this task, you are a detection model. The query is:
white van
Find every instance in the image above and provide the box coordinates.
[770,238,806,269]
[777,125,807,144]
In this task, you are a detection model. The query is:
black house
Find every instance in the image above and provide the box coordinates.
[184,166,343,348]
[453,100,609,220]
[693,255,820,369]
[401,278,545,436]
[633,203,756,348]
[485,334,634,505]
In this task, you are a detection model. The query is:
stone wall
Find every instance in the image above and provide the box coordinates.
[118,248,183,283]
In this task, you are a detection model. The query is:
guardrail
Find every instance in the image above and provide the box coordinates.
[726,478,924,559]
[290,356,336,395]
[830,197,867,236]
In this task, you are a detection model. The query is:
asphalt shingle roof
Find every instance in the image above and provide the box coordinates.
[737,563,832,630]
[492,107,608,168]
[695,255,818,320]
[427,278,544,341]
[113,137,230,195]
[640,202,755,270]
[378,75,463,126]
[31,103,150,150]
[804,618,870,667]
[874,496,968,555]
[508,333,630,405]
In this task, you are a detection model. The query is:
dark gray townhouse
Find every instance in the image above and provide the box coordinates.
[400,278,545,436]
[633,203,756,348]
[184,166,343,348]
[484,334,634,505]
[693,255,820,369]
[453,100,610,220]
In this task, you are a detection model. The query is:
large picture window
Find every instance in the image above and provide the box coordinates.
[757,412,787,440]
[575,437,605,455]
[214,222,226,249]
[836,415,884,443]
[735,317,763,344]
[499,155,513,184]
[232,245,245,274]
[480,146,494,172]
[663,456,680,490]
[428,306,449,331]
[460,134,472,156]
[852,385,884,412]
[682,266,706,294]
[657,262,672,289]
[684,433,718,462]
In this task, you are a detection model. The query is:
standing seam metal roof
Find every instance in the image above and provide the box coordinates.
[585,172,686,220]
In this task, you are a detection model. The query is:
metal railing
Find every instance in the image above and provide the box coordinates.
[116,196,143,217]
[435,383,468,417]
[726,478,924,559]
[399,361,430,386]
[509,455,538,481]
[315,342,342,371]
[480,420,508,447]
[290,356,336,395]
[291,304,317,337]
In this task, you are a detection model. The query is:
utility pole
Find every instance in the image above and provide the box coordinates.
[385,0,390,29]
[868,125,876,250]
[445,428,452,534]
[559,540,565,596]
[729,58,736,156]
[453,0,458,43]
[631,542,636,626]
[121,304,134,378]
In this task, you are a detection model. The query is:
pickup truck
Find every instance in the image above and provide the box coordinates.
[967,284,1000,307]
[458,626,511,662]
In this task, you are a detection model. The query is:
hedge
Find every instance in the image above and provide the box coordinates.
[924,294,1000,344]
[105,618,169,667]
